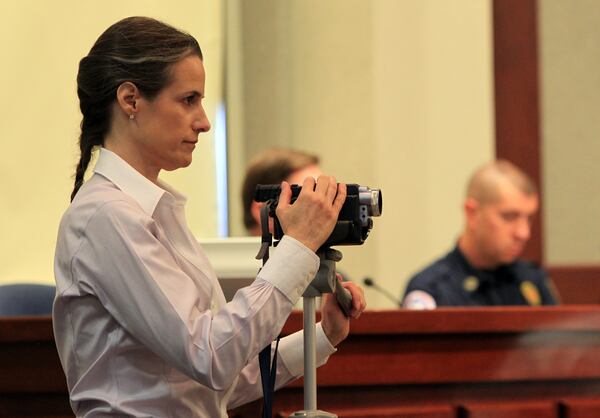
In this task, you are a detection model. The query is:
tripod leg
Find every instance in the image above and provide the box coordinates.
[303,296,317,412]
[287,297,337,418]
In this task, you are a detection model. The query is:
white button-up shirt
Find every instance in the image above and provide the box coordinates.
[53,148,335,417]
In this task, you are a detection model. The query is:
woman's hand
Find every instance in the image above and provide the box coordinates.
[321,277,366,347]
[276,176,347,252]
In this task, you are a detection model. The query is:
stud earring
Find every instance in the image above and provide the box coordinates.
[129,114,135,120]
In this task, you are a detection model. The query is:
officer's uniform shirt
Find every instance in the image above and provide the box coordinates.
[402,246,558,308]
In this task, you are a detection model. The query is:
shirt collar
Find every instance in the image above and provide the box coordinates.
[93,148,187,215]
[450,245,517,284]
[450,245,476,275]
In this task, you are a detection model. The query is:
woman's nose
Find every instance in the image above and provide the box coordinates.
[194,108,211,133]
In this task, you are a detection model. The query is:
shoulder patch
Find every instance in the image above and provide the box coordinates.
[520,280,541,306]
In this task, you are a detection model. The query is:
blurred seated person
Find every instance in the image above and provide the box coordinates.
[402,160,559,309]
[242,147,322,236]
[242,148,352,287]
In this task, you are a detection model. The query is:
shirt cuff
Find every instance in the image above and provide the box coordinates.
[256,235,319,304]
[278,322,337,377]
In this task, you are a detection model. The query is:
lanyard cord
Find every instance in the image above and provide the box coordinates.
[259,336,280,418]
[256,202,278,418]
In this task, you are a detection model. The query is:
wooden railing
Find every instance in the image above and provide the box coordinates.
[3,308,600,417]
[237,307,600,418]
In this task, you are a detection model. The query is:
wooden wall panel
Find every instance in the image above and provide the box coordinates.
[493,0,600,306]
[561,398,600,418]
[461,401,556,418]
[548,266,600,304]
[493,0,543,264]
[4,310,600,418]
[277,405,454,418]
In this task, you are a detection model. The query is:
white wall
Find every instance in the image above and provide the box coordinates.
[0,0,223,285]
[366,0,495,306]
[228,0,495,307]
[2,1,495,309]
[539,0,600,264]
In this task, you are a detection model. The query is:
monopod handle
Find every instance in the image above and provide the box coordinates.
[334,280,353,317]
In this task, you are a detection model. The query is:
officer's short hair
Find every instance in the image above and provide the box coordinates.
[466,159,537,203]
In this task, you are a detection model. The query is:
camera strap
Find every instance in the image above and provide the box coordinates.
[255,200,273,262]
[256,202,279,418]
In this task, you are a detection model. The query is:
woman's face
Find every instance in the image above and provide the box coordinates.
[133,55,210,173]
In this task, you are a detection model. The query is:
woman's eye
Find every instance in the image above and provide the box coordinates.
[185,96,195,105]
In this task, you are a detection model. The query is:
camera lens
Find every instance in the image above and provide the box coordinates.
[358,187,382,217]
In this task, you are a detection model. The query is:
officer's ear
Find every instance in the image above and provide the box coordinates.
[464,197,480,227]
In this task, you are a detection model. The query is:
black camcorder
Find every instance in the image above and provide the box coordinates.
[254,183,382,248]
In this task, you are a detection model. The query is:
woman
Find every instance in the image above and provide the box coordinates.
[53,16,365,417]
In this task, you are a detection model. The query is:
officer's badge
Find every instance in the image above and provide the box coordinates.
[520,281,541,306]
[463,276,479,292]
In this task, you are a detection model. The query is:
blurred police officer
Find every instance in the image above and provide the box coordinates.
[402,160,559,309]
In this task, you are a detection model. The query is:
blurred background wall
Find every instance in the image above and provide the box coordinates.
[226,0,494,307]
[0,0,224,285]
[0,0,494,308]
[539,0,600,265]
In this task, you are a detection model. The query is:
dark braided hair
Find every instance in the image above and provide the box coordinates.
[71,16,203,201]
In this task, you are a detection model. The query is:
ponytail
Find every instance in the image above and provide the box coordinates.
[70,138,95,202]
[70,98,110,201]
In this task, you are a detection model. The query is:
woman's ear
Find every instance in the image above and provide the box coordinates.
[115,82,141,118]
